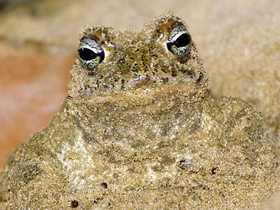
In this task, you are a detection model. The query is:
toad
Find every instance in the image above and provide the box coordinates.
[0,12,278,209]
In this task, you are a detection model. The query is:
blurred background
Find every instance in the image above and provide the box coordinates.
[0,0,279,167]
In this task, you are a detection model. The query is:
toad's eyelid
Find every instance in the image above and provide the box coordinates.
[172,30,189,42]
[80,45,99,54]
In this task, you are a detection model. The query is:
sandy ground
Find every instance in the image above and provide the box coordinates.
[0,0,279,208]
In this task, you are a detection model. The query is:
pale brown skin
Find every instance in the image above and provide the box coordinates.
[0,12,278,209]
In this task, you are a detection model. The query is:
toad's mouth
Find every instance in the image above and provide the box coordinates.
[75,80,208,109]
[81,63,206,93]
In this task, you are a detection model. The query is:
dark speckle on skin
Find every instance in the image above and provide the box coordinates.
[71,200,79,208]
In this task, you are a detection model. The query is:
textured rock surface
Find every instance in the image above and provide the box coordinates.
[0,13,279,209]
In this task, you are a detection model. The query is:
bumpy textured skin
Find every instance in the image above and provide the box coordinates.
[0,12,278,209]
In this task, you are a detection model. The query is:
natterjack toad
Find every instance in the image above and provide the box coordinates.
[0,12,278,209]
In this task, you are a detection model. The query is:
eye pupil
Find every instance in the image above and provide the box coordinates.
[174,33,191,48]
[79,48,98,61]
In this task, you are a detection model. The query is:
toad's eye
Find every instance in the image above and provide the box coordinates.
[166,24,191,59]
[78,38,105,70]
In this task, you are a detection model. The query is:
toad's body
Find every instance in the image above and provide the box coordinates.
[0,13,278,209]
